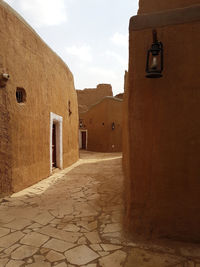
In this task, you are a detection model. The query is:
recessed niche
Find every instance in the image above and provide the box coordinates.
[16,87,26,103]
[68,100,72,116]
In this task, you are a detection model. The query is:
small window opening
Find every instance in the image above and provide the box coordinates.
[16,88,26,103]
[68,100,72,116]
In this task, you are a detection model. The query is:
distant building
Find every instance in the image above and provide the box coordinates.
[79,97,123,152]
[0,1,79,195]
[115,93,124,99]
[76,84,113,113]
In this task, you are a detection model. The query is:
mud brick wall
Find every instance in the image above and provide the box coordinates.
[0,0,79,194]
[138,0,200,14]
[80,97,123,152]
[124,4,200,242]
[77,84,113,113]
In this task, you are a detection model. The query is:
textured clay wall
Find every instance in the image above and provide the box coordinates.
[80,97,123,152]
[138,0,200,14]
[122,71,131,217]
[0,1,79,193]
[124,7,200,241]
[77,84,113,113]
[115,93,124,99]
[0,88,12,195]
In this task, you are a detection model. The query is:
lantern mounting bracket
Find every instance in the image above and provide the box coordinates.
[146,29,163,78]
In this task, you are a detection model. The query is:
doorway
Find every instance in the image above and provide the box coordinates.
[79,130,87,149]
[82,131,86,149]
[50,112,63,173]
[52,123,57,168]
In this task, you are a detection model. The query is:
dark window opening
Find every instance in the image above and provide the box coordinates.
[68,100,72,116]
[16,88,26,103]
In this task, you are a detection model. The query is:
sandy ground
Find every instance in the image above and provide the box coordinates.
[0,151,199,267]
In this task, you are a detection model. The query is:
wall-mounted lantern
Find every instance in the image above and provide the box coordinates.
[79,119,83,128]
[146,29,163,78]
[112,122,115,130]
[0,73,10,87]
[79,119,86,129]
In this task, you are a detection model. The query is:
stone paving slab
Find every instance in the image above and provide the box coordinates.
[43,238,76,252]
[64,245,100,265]
[90,244,102,251]
[46,250,65,262]
[33,211,54,225]
[20,232,49,247]
[0,231,24,248]
[37,225,81,243]
[0,258,9,266]
[0,227,10,238]
[4,244,21,255]
[101,243,122,251]
[84,231,101,244]
[54,263,68,267]
[0,151,199,266]
[27,262,51,267]
[11,245,38,260]
[6,259,25,267]
[3,218,32,230]
[63,223,80,232]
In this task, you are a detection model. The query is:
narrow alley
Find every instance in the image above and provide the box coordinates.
[0,152,199,267]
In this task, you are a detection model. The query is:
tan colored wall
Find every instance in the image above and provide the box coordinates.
[122,71,131,220]
[0,88,12,195]
[0,1,79,194]
[124,6,200,242]
[115,93,124,99]
[77,84,113,113]
[138,0,200,14]
[80,97,123,152]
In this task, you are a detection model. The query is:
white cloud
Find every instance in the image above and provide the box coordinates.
[88,67,123,94]
[89,67,117,79]
[4,0,14,5]
[111,32,128,47]
[105,50,127,68]
[65,45,92,62]
[4,0,67,27]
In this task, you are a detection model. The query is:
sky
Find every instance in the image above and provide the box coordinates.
[4,0,139,95]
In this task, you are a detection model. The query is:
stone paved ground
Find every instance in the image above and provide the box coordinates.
[0,151,199,267]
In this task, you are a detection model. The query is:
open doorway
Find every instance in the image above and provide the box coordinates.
[50,112,63,173]
[79,130,87,150]
[52,123,57,168]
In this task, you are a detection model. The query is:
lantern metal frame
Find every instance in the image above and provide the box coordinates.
[146,29,163,78]
[111,122,115,130]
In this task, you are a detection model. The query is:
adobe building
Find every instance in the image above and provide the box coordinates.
[124,0,200,241]
[79,97,123,152]
[0,1,79,195]
[76,84,113,113]
[115,93,124,99]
